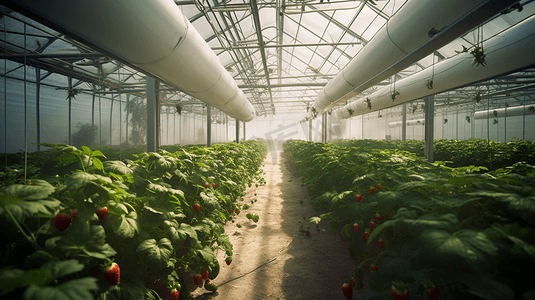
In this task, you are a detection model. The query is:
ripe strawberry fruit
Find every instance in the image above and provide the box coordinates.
[169,288,179,300]
[353,223,360,233]
[342,283,352,300]
[212,183,216,189]
[70,209,78,219]
[381,215,385,221]
[356,194,362,202]
[369,221,375,230]
[96,207,108,220]
[378,238,384,249]
[194,203,201,212]
[427,285,439,300]
[377,184,381,191]
[364,230,370,241]
[103,262,120,285]
[202,270,209,281]
[225,257,232,266]
[350,277,355,287]
[370,187,375,195]
[391,282,409,300]
[370,264,378,271]
[460,267,466,272]
[204,182,210,189]
[375,213,380,222]
[193,274,202,286]
[54,213,72,231]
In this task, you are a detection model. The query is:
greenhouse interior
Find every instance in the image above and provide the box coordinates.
[1,0,535,300]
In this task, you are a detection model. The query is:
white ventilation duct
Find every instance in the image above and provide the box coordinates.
[336,15,535,119]
[313,0,520,114]
[6,0,256,122]
[389,119,426,127]
[474,106,535,119]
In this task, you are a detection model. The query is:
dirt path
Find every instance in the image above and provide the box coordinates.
[192,150,357,300]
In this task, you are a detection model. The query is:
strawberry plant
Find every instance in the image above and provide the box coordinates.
[284,139,535,299]
[0,141,268,299]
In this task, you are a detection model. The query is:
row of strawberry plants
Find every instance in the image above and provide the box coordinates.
[0,141,267,300]
[333,138,535,170]
[284,140,535,300]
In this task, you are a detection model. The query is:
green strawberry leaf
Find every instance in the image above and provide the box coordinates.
[108,211,138,239]
[418,228,498,274]
[136,238,173,270]
[2,180,55,200]
[0,194,60,223]
[455,273,514,300]
[103,161,133,175]
[56,223,117,259]
[23,277,98,300]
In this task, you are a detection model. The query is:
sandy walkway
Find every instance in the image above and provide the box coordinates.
[192,150,357,300]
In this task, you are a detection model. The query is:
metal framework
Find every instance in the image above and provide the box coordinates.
[1,0,535,119]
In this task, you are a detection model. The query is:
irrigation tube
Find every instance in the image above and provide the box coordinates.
[312,0,520,114]
[6,0,256,122]
[336,15,535,119]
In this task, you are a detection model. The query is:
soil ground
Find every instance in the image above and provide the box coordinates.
[191,148,359,300]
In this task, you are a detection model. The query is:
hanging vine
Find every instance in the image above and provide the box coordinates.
[471,26,488,67]
[427,52,435,89]
[175,103,183,115]
[474,91,483,104]
[365,97,372,110]
[348,108,354,116]
[466,116,471,123]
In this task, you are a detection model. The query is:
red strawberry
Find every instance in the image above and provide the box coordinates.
[375,213,380,222]
[54,213,72,231]
[369,221,375,230]
[381,215,385,221]
[96,207,108,220]
[364,231,370,241]
[202,270,209,281]
[225,257,232,266]
[193,274,202,286]
[350,277,355,287]
[356,194,362,202]
[194,203,201,212]
[342,283,352,300]
[460,267,466,272]
[212,183,216,189]
[353,223,360,233]
[391,282,409,300]
[169,288,179,300]
[377,184,381,191]
[370,187,375,195]
[427,285,439,300]
[204,182,210,189]
[231,209,235,214]
[370,264,378,271]
[70,209,78,219]
[103,262,120,285]
[27,182,31,185]
[378,238,384,249]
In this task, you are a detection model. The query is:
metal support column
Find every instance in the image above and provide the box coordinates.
[402,104,407,141]
[146,77,159,152]
[236,119,240,143]
[68,70,72,145]
[36,68,41,151]
[424,95,435,162]
[243,122,246,141]
[207,104,211,146]
[470,111,475,138]
[109,95,114,146]
[308,119,312,141]
[321,113,326,143]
